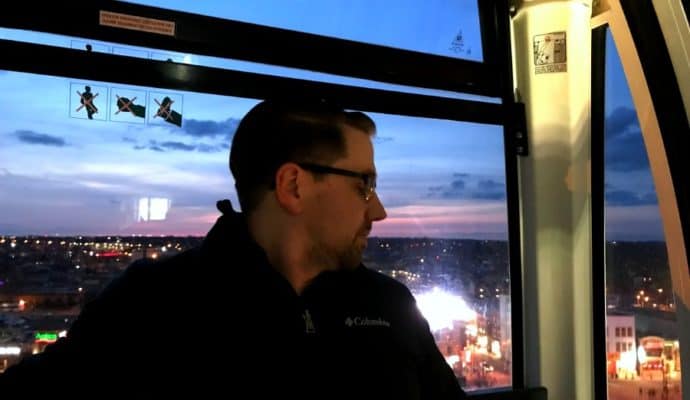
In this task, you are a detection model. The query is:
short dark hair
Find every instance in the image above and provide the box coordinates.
[229,98,376,214]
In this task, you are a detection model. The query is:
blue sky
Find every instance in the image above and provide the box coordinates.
[603,30,663,240]
[122,0,484,62]
[0,66,507,238]
[0,4,664,240]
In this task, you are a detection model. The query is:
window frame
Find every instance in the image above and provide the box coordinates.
[591,0,690,398]
[0,0,530,396]
[0,1,507,98]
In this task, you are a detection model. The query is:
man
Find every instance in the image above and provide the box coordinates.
[0,98,465,399]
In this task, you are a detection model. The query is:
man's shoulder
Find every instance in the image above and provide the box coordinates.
[107,247,204,293]
[356,266,415,302]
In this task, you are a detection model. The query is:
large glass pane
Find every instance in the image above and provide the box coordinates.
[0,67,512,391]
[367,112,511,391]
[0,27,498,103]
[604,29,683,399]
[122,0,484,62]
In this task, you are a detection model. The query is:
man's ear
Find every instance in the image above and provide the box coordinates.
[274,163,305,215]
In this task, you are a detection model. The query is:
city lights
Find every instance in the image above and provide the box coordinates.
[0,346,21,356]
[415,287,476,331]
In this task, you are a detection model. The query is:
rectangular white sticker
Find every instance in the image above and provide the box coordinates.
[533,32,567,74]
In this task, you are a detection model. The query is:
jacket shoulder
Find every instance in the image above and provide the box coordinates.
[112,247,203,289]
[357,266,416,302]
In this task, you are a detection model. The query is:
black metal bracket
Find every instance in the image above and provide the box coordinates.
[508,101,528,156]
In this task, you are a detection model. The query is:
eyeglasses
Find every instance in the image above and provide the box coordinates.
[297,162,377,201]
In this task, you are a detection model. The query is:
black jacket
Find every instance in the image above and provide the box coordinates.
[0,201,465,399]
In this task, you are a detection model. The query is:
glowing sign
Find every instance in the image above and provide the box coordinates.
[0,346,21,355]
[35,332,58,342]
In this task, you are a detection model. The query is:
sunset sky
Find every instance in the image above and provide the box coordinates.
[0,2,663,240]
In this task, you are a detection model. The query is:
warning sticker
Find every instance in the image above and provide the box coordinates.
[533,32,567,74]
[99,10,175,36]
[70,83,108,121]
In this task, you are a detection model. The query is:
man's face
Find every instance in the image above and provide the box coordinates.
[305,126,387,271]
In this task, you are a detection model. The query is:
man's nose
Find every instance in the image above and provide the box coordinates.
[368,192,387,222]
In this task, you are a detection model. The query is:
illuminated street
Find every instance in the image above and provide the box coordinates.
[608,378,682,400]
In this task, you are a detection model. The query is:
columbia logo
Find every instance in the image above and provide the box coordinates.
[344,316,390,328]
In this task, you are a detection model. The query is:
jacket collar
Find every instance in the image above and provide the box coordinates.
[203,199,302,295]
[201,199,366,292]
[202,200,248,249]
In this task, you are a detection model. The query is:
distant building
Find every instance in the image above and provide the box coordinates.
[606,312,636,379]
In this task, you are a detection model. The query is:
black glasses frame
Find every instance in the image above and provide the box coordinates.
[297,162,376,201]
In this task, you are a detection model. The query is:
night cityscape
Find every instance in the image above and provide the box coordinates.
[0,235,681,394]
